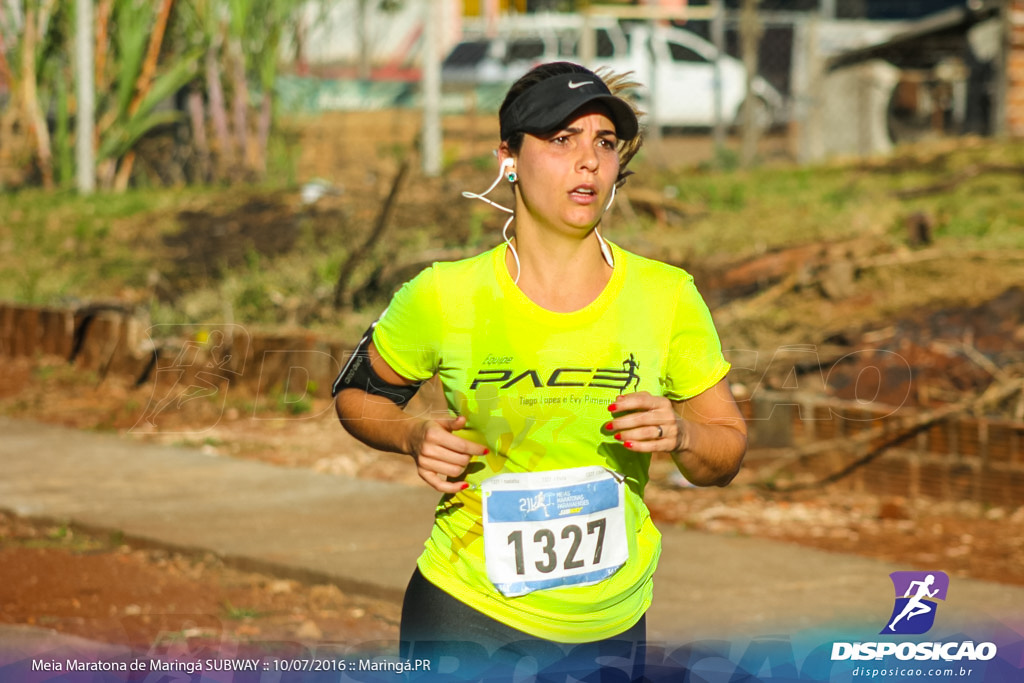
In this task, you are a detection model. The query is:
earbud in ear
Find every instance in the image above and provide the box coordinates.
[500,158,517,182]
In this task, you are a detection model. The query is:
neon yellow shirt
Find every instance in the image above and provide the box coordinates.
[374,242,730,642]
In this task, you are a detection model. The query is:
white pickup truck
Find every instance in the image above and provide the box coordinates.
[441,17,784,131]
[589,21,784,131]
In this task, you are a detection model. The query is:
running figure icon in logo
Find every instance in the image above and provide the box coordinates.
[882,571,950,635]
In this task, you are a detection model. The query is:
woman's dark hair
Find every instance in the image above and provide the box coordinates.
[499,61,644,187]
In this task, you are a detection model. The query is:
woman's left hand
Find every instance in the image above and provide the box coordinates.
[605,391,686,452]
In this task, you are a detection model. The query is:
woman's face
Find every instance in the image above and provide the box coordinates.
[503,104,620,238]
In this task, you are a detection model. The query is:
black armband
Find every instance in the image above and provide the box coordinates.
[331,323,423,407]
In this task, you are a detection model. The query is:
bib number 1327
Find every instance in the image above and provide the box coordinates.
[506,517,608,575]
[481,467,628,598]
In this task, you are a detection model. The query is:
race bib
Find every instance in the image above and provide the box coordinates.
[481,466,628,598]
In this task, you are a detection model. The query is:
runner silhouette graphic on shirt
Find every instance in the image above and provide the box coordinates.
[621,354,640,393]
[887,574,939,632]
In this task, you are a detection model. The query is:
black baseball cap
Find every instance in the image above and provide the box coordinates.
[499,68,639,142]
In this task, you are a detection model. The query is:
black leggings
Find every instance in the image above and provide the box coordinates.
[399,567,647,681]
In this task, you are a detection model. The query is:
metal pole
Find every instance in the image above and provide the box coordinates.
[993,0,1009,138]
[740,0,762,167]
[421,0,442,177]
[799,16,825,163]
[644,2,663,153]
[711,0,726,151]
[75,0,95,194]
[357,0,371,82]
[580,6,596,66]
[484,0,498,37]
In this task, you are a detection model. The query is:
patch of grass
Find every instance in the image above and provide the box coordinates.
[278,389,314,416]
[13,522,107,553]
[0,187,187,304]
[2,137,1022,338]
[222,601,265,620]
[30,362,97,388]
[90,417,118,433]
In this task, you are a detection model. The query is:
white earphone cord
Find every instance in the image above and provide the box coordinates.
[595,183,616,267]
[461,160,514,215]
[461,161,521,282]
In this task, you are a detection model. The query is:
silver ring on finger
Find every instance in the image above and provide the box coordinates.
[656,425,663,439]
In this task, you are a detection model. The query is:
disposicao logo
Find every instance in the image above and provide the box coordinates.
[882,570,949,635]
[831,570,998,663]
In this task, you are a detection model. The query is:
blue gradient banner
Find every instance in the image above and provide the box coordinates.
[2,619,1022,682]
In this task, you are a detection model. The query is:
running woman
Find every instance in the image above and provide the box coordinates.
[333,62,747,678]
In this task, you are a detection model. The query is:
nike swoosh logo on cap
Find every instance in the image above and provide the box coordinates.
[567,80,593,89]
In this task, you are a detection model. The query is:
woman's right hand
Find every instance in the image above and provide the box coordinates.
[408,415,489,493]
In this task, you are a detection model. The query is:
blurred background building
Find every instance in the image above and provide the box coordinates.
[278,0,1011,165]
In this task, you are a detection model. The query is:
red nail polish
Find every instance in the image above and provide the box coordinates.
[608,403,618,412]
[614,433,623,441]
[460,483,470,490]
[624,441,633,448]
[483,448,490,455]
[605,422,614,431]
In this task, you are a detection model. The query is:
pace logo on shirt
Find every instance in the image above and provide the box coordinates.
[469,354,641,394]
